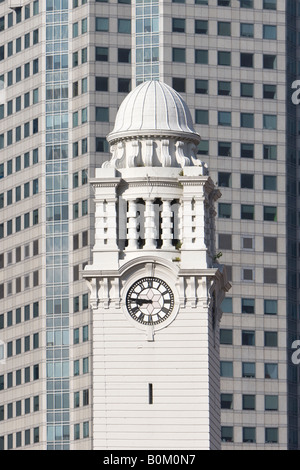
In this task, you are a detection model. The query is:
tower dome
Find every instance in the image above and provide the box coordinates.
[104,80,205,169]
[107,80,200,144]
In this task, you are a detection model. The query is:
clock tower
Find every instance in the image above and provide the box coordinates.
[83,81,230,450]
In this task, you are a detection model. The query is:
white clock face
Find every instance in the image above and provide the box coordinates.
[126,277,174,326]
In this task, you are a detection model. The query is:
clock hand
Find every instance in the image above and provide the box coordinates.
[128,298,153,305]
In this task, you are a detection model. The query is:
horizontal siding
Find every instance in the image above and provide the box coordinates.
[93,303,220,450]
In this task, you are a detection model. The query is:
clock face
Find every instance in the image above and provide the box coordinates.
[126,277,174,326]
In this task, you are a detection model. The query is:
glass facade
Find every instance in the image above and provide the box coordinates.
[45,0,70,450]
[135,0,159,85]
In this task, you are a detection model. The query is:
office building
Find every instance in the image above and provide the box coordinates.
[0,0,297,450]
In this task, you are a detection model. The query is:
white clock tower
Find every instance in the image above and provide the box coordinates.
[83,81,230,450]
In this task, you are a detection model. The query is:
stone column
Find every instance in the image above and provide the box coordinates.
[94,200,108,248]
[194,196,206,250]
[161,200,174,249]
[181,197,193,249]
[126,199,139,250]
[106,198,119,250]
[143,199,157,249]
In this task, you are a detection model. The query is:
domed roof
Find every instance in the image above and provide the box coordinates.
[107,80,200,144]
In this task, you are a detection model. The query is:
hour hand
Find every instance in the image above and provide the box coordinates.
[128,298,152,305]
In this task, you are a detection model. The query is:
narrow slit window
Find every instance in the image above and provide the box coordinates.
[148,383,153,404]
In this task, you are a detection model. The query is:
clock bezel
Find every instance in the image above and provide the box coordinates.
[126,276,175,326]
[121,270,179,334]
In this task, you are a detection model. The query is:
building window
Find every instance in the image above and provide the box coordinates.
[265,395,278,411]
[74,360,80,376]
[242,330,255,346]
[82,48,87,64]
[263,25,277,40]
[81,107,88,124]
[264,268,277,284]
[264,299,277,315]
[263,0,276,9]
[218,203,231,218]
[220,329,233,345]
[221,393,233,410]
[242,268,254,281]
[265,428,278,444]
[96,17,109,31]
[33,209,39,225]
[172,48,185,63]
[96,107,109,122]
[83,325,89,342]
[118,18,131,34]
[197,140,209,155]
[218,51,231,66]
[96,47,108,61]
[172,18,185,33]
[195,110,208,125]
[263,84,277,99]
[243,395,255,410]
[218,141,231,157]
[172,78,185,93]
[33,58,39,74]
[241,204,254,220]
[71,424,82,444]
[83,422,89,438]
[218,111,231,126]
[263,175,277,190]
[240,0,253,6]
[241,143,254,159]
[118,78,131,93]
[241,83,254,98]
[218,81,231,96]
[218,234,232,250]
[241,298,255,314]
[118,48,131,63]
[220,361,233,377]
[263,54,276,69]
[33,29,39,44]
[265,363,278,379]
[263,115,277,130]
[83,389,89,406]
[34,428,39,443]
[241,113,254,128]
[83,357,89,374]
[195,20,208,34]
[242,236,254,250]
[221,427,233,443]
[243,427,256,443]
[195,49,208,64]
[73,22,78,38]
[240,23,254,37]
[96,77,108,92]
[264,145,277,160]
[242,362,255,378]
[241,53,253,68]
[74,296,79,312]
[96,137,109,153]
[218,21,231,36]
[82,78,88,93]
[82,18,88,34]
[264,331,278,347]
[264,237,277,253]
[74,328,80,344]
[241,174,254,189]
[263,206,277,221]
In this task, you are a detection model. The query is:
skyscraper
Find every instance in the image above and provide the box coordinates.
[0,0,297,450]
